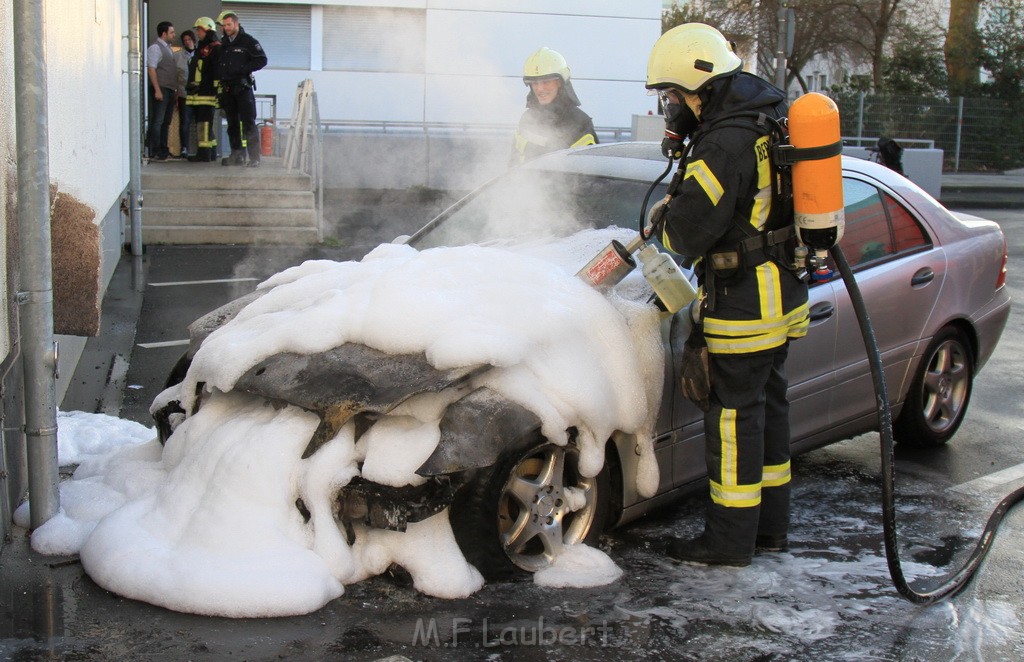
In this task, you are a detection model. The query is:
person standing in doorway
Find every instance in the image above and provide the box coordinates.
[146,21,177,161]
[216,10,268,167]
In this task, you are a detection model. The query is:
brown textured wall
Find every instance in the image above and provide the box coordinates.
[49,186,100,337]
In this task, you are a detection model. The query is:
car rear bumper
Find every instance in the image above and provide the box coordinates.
[972,288,1011,372]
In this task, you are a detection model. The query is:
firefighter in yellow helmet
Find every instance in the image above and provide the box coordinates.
[512,47,597,164]
[646,23,809,567]
[185,17,221,162]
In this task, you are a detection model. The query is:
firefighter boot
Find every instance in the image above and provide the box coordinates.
[667,535,751,567]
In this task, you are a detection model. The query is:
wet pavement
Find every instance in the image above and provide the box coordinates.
[3,201,1024,661]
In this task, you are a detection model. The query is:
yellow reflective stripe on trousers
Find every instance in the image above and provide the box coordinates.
[762,460,791,487]
[196,121,216,148]
[684,160,724,206]
[186,95,218,106]
[710,480,761,507]
[719,408,738,486]
[706,328,793,354]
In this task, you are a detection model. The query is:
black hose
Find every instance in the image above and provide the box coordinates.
[638,156,675,240]
[831,244,1024,604]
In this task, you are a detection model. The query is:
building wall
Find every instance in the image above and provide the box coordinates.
[1,0,130,536]
[230,0,663,128]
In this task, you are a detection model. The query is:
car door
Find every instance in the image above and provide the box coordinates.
[827,176,945,426]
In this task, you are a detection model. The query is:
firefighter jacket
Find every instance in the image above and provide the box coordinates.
[512,80,597,163]
[217,26,267,85]
[186,33,221,107]
[661,72,808,355]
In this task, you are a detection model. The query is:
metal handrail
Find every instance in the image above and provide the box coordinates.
[283,80,324,241]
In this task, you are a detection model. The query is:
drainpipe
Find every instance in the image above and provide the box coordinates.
[128,0,143,256]
[13,0,60,527]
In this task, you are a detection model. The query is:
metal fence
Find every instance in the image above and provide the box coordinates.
[833,92,1024,173]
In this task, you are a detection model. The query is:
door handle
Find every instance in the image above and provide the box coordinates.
[809,301,834,321]
[911,268,934,286]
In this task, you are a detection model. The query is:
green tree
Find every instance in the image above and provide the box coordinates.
[882,24,948,96]
[979,1,1024,103]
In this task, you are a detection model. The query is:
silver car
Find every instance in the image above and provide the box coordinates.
[156,142,1011,579]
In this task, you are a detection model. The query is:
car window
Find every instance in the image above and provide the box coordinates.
[833,178,930,269]
[410,170,666,249]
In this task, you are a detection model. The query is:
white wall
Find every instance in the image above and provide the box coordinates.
[45,0,130,217]
[246,1,663,128]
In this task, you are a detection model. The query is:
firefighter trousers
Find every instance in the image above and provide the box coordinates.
[702,341,792,558]
[219,83,260,163]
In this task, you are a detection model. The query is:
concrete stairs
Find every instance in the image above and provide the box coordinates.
[141,156,320,244]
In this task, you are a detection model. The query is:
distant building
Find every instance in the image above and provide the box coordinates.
[216,1,663,127]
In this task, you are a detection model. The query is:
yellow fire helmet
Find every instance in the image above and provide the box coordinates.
[646,23,743,93]
[216,10,238,24]
[523,47,571,85]
[193,16,216,31]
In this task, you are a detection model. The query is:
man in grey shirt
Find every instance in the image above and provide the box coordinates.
[146,21,177,161]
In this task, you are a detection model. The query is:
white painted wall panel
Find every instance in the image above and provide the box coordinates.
[44,0,128,216]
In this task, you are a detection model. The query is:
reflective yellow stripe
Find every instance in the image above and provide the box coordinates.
[514,132,528,156]
[751,135,772,230]
[704,303,810,336]
[570,133,596,148]
[755,135,771,189]
[706,328,793,354]
[719,408,738,486]
[685,160,724,206]
[756,262,783,321]
[710,479,761,507]
[186,95,218,106]
[196,121,217,148]
[750,185,771,231]
[762,460,791,487]
[661,227,676,252]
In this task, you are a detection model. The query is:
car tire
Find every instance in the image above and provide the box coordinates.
[449,435,611,580]
[156,352,192,444]
[894,326,974,447]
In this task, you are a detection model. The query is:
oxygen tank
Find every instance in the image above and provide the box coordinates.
[788,93,844,280]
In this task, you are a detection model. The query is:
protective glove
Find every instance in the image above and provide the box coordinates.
[680,325,710,412]
[646,195,671,237]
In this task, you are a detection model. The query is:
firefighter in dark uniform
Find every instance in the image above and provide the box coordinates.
[216,10,267,167]
[646,23,809,567]
[186,17,221,163]
[512,47,597,164]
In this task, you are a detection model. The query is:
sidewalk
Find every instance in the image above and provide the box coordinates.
[940,170,1024,209]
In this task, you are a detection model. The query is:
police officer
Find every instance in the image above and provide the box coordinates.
[185,18,220,162]
[512,47,597,164]
[216,10,267,167]
[646,23,809,567]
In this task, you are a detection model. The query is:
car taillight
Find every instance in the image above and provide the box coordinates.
[996,236,1008,289]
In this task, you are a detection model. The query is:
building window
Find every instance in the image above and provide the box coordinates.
[322,6,425,73]
[222,2,311,70]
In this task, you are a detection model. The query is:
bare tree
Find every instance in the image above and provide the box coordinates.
[945,0,982,96]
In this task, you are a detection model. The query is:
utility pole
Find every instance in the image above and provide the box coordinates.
[775,2,795,92]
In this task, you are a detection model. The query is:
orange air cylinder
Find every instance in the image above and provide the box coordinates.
[788,93,844,261]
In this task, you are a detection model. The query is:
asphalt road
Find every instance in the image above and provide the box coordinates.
[2,205,1023,661]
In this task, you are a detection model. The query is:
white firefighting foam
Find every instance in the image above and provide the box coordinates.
[19,229,664,616]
